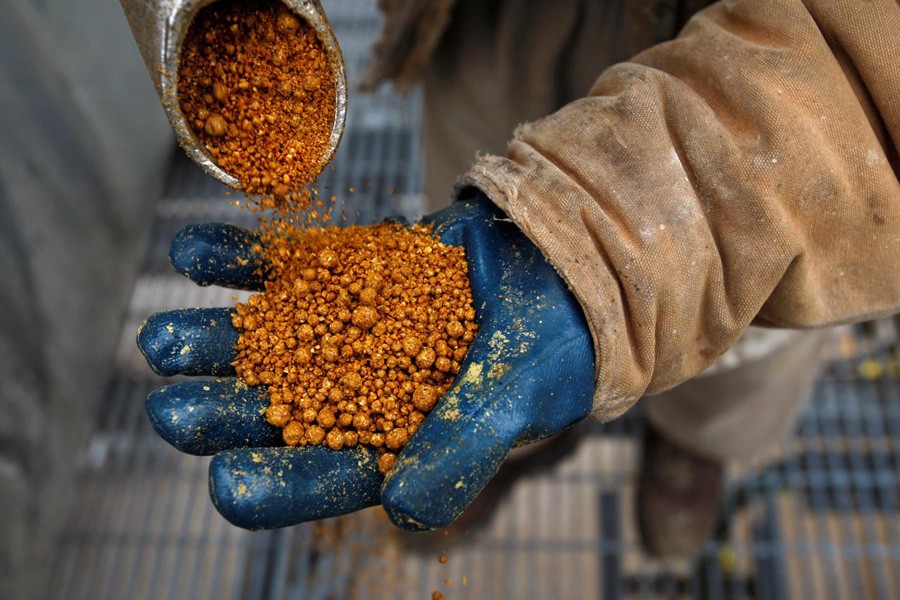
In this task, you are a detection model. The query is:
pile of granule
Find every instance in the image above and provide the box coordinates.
[178,0,336,199]
[232,220,478,474]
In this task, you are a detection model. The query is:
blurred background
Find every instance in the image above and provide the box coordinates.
[1,0,899,598]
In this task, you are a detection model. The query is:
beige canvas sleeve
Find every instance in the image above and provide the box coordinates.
[454,0,900,421]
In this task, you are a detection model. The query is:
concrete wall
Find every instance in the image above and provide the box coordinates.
[0,0,172,597]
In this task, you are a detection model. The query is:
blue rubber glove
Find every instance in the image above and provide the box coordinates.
[138,192,595,530]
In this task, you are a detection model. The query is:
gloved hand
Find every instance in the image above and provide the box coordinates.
[137,192,594,530]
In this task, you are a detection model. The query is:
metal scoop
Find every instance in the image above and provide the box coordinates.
[120,0,347,190]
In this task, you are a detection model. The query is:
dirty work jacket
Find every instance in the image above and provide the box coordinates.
[371,0,900,420]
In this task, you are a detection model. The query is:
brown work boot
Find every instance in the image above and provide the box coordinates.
[637,422,724,561]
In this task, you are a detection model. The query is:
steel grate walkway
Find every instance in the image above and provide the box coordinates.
[42,2,900,598]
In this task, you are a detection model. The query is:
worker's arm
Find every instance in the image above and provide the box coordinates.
[138,194,594,530]
[454,0,899,421]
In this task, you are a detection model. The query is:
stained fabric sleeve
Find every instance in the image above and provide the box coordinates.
[454,0,900,420]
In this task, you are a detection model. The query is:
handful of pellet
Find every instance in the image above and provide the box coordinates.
[232,220,478,474]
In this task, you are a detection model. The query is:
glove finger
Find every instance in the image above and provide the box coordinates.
[382,328,592,531]
[171,223,265,290]
[137,308,237,376]
[209,446,382,529]
[146,379,279,455]
[380,340,524,531]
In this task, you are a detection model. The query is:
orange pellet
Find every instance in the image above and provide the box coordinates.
[266,404,292,427]
[379,453,397,474]
[413,385,439,412]
[385,427,409,450]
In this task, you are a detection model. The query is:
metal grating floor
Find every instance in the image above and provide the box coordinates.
[43,2,900,599]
